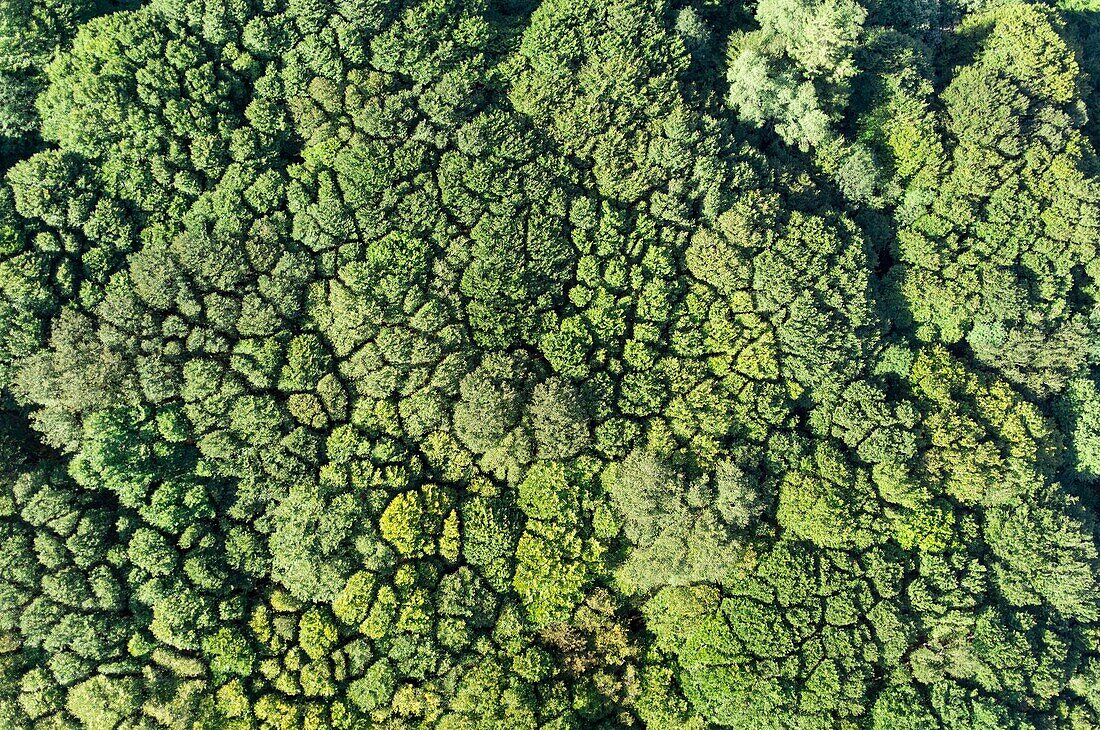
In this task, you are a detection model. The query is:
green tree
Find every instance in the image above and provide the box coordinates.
[727,0,867,149]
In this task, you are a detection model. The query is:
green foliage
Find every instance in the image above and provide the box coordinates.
[608,449,757,593]
[0,0,1098,728]
[728,0,867,149]
[887,2,1100,395]
[1057,376,1100,481]
[270,483,378,602]
[65,674,141,730]
[379,484,453,557]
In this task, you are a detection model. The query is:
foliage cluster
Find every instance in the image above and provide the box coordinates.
[2,0,1100,728]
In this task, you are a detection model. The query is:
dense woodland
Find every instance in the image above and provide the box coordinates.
[2,0,1100,727]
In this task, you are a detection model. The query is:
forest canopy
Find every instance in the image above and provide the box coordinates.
[2,0,1100,727]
